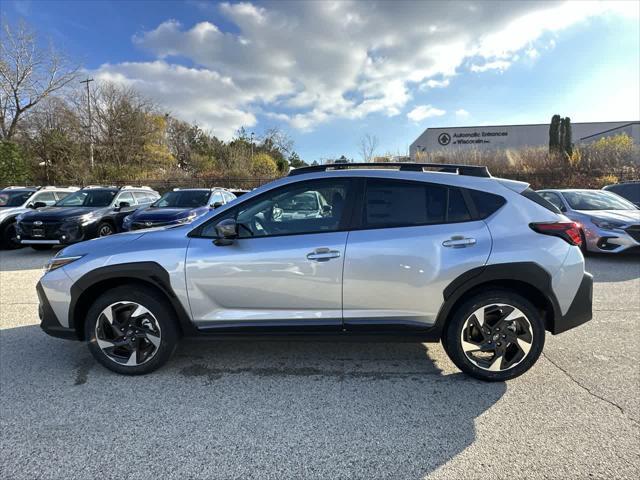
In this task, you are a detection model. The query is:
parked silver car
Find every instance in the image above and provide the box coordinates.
[36,163,592,381]
[538,189,640,253]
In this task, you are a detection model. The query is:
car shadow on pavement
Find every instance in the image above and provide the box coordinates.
[0,247,56,272]
[1,325,507,479]
[585,253,640,282]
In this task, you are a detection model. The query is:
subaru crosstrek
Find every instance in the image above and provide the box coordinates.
[122,188,236,231]
[16,185,159,250]
[37,163,593,381]
[0,186,77,249]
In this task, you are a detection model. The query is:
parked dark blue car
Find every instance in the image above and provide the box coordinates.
[122,188,236,231]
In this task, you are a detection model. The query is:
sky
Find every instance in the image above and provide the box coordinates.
[4,0,640,162]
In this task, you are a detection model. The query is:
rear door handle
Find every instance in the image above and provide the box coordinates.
[442,237,476,248]
[306,247,341,261]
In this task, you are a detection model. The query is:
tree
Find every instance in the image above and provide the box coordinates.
[251,153,278,177]
[288,151,307,169]
[549,114,561,153]
[358,133,379,162]
[0,20,79,140]
[562,116,573,157]
[0,141,29,184]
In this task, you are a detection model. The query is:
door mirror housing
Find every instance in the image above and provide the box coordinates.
[116,201,130,211]
[211,201,223,209]
[31,201,47,209]
[214,218,238,246]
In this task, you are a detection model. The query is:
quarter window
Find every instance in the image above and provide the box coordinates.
[362,179,470,228]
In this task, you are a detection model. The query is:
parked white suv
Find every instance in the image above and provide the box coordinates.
[36,163,592,381]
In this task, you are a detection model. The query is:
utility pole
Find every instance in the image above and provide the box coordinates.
[250,131,255,162]
[80,78,95,169]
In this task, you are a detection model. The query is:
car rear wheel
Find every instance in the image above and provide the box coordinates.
[443,290,545,381]
[85,286,179,375]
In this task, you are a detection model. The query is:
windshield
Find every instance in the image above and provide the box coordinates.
[277,191,319,212]
[562,190,638,211]
[57,190,116,207]
[152,190,210,208]
[0,190,34,207]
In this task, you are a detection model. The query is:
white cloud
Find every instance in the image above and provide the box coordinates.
[407,105,446,122]
[420,78,450,90]
[470,60,511,73]
[88,1,633,137]
[455,109,470,118]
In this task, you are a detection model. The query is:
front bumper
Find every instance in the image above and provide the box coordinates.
[583,224,640,253]
[36,282,79,340]
[18,221,96,246]
[551,272,593,334]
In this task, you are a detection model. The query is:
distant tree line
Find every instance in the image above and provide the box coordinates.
[0,20,307,186]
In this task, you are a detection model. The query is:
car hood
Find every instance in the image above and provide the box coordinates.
[0,206,27,220]
[57,230,145,257]
[19,206,105,221]
[577,209,640,224]
[130,207,206,222]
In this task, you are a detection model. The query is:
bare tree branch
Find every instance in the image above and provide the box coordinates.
[0,19,80,140]
[358,133,379,162]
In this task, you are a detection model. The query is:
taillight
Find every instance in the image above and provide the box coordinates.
[530,222,583,247]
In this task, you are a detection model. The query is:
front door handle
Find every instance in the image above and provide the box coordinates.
[306,247,341,261]
[442,237,476,248]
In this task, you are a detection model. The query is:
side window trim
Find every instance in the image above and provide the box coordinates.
[190,178,357,239]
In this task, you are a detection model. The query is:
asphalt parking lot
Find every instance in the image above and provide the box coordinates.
[0,249,638,480]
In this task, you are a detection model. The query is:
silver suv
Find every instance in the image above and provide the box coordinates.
[37,163,593,381]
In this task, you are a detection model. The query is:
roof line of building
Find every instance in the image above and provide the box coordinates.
[421,120,639,131]
[579,122,639,141]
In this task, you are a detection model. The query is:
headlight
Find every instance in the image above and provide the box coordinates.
[591,217,626,230]
[176,213,197,224]
[78,213,99,226]
[45,255,84,273]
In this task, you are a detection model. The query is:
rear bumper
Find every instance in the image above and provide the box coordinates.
[551,272,593,334]
[36,282,79,340]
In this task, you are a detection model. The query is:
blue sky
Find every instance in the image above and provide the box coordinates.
[5,0,639,162]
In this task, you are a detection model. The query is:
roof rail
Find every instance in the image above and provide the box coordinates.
[4,185,38,190]
[288,162,491,178]
[120,185,154,191]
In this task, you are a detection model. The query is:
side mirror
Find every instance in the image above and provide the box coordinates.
[559,205,567,212]
[322,204,332,215]
[119,201,131,208]
[30,202,47,209]
[213,218,238,246]
[211,201,223,209]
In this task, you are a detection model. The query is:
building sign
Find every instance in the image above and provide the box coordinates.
[438,130,509,146]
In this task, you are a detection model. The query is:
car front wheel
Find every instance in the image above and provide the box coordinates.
[85,285,179,375]
[443,290,545,381]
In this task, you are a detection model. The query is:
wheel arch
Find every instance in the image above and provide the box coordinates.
[435,262,562,337]
[70,262,195,340]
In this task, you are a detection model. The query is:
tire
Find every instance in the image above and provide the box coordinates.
[579,230,588,255]
[97,221,115,237]
[1,221,22,249]
[85,285,179,375]
[442,289,545,382]
[30,244,53,251]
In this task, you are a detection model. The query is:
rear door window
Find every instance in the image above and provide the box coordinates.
[362,179,471,228]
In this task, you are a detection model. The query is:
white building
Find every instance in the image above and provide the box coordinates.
[410,121,639,158]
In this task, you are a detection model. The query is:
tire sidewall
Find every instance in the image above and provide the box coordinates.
[2,222,22,249]
[97,222,115,237]
[85,286,178,375]
[444,290,545,382]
